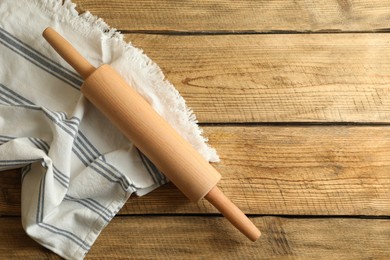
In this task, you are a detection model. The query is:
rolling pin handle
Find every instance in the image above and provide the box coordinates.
[42,27,96,79]
[205,186,261,241]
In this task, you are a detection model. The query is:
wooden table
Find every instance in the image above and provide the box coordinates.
[2,1,390,258]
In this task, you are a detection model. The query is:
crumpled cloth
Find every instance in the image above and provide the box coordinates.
[0,0,218,259]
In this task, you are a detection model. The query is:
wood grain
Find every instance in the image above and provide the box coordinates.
[73,0,390,33]
[0,217,61,259]
[126,33,390,123]
[2,126,390,216]
[1,216,389,259]
[0,169,21,216]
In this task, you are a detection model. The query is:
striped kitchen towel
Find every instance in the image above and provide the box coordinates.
[0,0,218,259]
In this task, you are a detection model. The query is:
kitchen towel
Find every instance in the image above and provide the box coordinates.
[0,0,218,259]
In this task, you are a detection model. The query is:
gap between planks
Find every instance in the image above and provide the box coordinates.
[119,30,390,35]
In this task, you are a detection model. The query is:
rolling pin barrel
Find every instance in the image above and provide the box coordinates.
[81,64,221,202]
[42,27,260,241]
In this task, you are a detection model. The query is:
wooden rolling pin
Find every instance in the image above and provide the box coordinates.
[42,27,260,241]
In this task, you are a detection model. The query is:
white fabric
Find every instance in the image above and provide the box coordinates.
[0,0,218,259]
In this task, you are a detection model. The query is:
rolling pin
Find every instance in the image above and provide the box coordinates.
[42,27,260,241]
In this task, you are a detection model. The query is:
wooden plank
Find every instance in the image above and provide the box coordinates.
[0,169,21,216]
[126,33,390,123]
[0,217,61,258]
[73,0,390,32]
[1,216,389,259]
[2,126,390,216]
[125,125,390,215]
